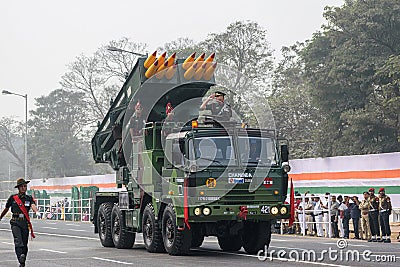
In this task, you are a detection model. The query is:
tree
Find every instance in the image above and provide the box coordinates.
[60,37,147,123]
[201,21,275,125]
[0,117,24,173]
[159,37,200,58]
[301,0,400,156]
[28,89,96,177]
[270,44,322,159]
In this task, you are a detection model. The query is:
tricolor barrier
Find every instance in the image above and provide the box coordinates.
[20,152,400,208]
[289,152,400,208]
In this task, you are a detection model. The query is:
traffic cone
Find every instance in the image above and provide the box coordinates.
[182,52,196,70]
[144,51,157,69]
[145,59,159,78]
[165,64,177,80]
[203,62,217,80]
[184,62,199,80]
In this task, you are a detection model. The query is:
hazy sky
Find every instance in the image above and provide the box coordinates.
[0,0,343,120]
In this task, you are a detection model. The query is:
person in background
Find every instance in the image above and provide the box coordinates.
[337,195,346,238]
[378,188,392,243]
[313,196,324,237]
[368,188,380,242]
[359,192,371,240]
[0,178,39,267]
[342,196,351,239]
[321,192,331,237]
[330,195,340,238]
[304,197,314,236]
[350,196,361,239]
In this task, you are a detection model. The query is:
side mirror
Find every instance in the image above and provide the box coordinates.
[281,144,289,162]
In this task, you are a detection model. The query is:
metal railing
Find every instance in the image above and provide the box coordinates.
[0,198,92,222]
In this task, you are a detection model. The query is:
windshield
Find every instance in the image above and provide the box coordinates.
[237,136,277,166]
[189,136,236,166]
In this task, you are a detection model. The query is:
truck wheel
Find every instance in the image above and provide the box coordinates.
[111,204,136,248]
[191,229,204,248]
[142,203,165,253]
[217,235,242,251]
[162,204,192,255]
[98,202,114,247]
[242,221,271,255]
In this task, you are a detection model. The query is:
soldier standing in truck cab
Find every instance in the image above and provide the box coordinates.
[200,91,232,120]
[368,188,380,242]
[0,178,39,267]
[378,188,392,243]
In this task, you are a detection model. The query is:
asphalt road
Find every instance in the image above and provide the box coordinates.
[0,219,399,267]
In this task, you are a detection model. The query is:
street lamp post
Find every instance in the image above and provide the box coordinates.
[2,90,28,180]
[106,46,147,57]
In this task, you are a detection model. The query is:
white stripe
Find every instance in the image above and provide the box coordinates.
[1,242,13,245]
[193,248,351,267]
[66,223,80,226]
[290,152,400,173]
[41,227,58,230]
[294,178,400,187]
[92,257,132,265]
[0,229,98,240]
[68,229,86,232]
[40,248,67,254]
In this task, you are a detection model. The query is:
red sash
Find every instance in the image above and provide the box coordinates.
[13,195,35,238]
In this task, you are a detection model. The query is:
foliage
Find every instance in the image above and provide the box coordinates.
[60,37,147,123]
[301,0,400,156]
[28,89,104,177]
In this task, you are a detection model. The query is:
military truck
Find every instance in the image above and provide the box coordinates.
[91,51,291,255]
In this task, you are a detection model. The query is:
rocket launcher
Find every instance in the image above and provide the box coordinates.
[91,52,216,167]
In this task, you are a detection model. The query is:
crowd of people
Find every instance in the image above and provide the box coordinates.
[291,187,393,243]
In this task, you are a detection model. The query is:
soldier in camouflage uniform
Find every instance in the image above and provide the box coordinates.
[378,188,392,243]
[368,188,380,242]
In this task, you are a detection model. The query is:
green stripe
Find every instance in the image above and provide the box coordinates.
[288,186,400,195]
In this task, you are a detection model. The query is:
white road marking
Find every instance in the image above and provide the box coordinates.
[40,248,67,254]
[0,228,98,240]
[68,229,86,232]
[41,226,58,230]
[92,257,133,265]
[321,242,368,247]
[45,222,57,225]
[66,223,81,226]
[2,241,13,245]
[193,248,352,267]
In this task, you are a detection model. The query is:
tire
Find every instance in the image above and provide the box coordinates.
[217,235,242,251]
[162,204,192,255]
[111,204,136,249]
[191,229,204,248]
[142,203,165,253]
[97,202,114,247]
[242,221,271,255]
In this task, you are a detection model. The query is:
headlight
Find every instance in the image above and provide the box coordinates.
[194,207,202,216]
[190,164,198,173]
[282,163,291,173]
[271,206,279,215]
[280,206,288,215]
[202,207,211,216]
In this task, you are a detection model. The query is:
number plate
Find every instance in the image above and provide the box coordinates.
[260,205,270,214]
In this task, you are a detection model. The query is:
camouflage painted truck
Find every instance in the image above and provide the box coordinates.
[91,51,291,255]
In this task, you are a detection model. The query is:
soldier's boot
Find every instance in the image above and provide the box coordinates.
[384,236,391,243]
[19,254,26,266]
